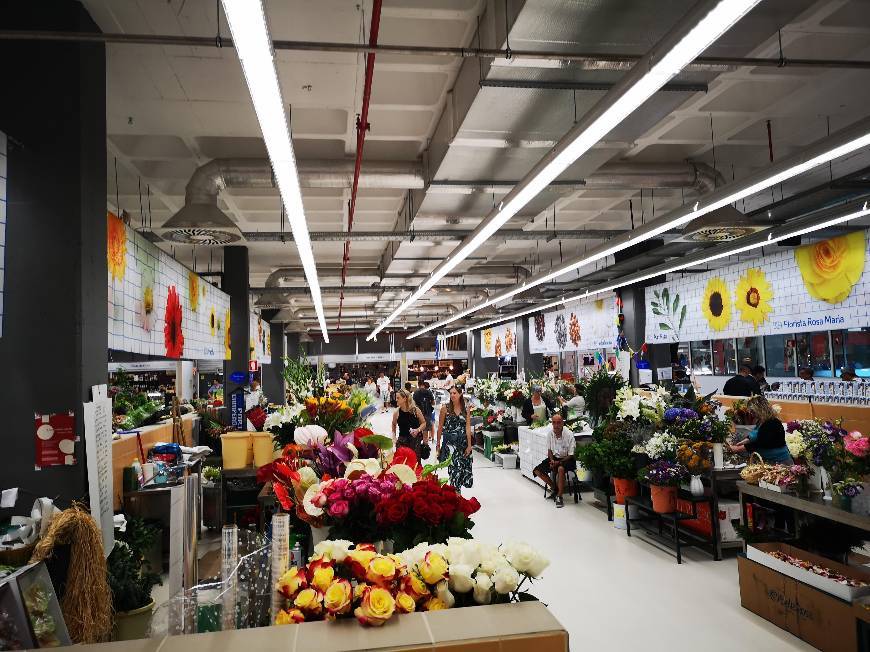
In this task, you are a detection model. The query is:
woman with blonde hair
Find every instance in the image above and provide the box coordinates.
[729,396,792,464]
[392,389,426,455]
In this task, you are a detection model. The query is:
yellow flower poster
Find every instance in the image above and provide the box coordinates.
[645,228,870,344]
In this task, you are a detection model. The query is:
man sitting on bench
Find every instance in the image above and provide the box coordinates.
[533,413,576,508]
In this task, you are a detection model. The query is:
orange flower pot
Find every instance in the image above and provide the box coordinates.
[613,478,639,505]
[650,485,677,514]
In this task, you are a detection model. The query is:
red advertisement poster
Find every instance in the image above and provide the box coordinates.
[34,411,77,469]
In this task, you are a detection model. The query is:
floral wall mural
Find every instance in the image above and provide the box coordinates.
[645,228,870,344]
[480,322,517,358]
[527,296,618,354]
[107,212,231,359]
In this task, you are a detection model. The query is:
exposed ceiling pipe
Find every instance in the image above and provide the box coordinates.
[263,266,527,288]
[243,228,631,242]
[479,79,708,93]
[256,284,501,295]
[6,31,870,70]
[338,0,382,329]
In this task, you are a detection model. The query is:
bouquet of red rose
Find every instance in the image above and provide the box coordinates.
[375,477,481,552]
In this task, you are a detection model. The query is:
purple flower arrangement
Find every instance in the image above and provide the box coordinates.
[664,407,698,423]
[640,459,686,487]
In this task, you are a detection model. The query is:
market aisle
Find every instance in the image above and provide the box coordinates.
[370,408,810,651]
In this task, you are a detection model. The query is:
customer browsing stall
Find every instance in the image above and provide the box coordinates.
[532,413,576,508]
[436,386,473,491]
[376,372,391,412]
[722,364,761,397]
[392,389,427,456]
[728,396,792,464]
[522,385,553,423]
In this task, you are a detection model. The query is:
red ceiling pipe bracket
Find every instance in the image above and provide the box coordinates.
[337,0,382,329]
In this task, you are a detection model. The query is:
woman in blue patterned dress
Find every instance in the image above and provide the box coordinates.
[436,386,473,490]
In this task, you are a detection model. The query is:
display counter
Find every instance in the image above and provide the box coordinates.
[71,601,567,652]
[111,413,199,509]
[715,395,870,433]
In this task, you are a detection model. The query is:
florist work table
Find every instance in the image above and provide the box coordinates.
[111,413,198,509]
[715,395,870,434]
[737,480,870,532]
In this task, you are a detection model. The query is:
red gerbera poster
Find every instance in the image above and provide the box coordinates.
[34,411,77,469]
[164,284,185,358]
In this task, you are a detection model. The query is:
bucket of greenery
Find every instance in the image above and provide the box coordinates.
[107,518,162,641]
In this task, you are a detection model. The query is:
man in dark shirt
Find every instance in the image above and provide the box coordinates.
[413,382,435,428]
[722,364,761,396]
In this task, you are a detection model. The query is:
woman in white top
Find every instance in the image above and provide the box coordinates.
[363,377,378,402]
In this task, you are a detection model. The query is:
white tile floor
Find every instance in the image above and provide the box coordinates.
[370,409,813,652]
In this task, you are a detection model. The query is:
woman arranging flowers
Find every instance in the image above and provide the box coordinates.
[437,386,474,490]
[521,385,552,425]
[392,389,427,456]
[729,396,792,464]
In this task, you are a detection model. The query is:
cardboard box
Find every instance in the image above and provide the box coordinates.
[68,601,568,652]
[739,555,858,652]
[747,542,870,601]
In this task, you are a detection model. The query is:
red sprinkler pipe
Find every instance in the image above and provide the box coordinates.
[337,0,382,329]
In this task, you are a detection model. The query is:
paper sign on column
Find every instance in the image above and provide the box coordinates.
[83,384,114,557]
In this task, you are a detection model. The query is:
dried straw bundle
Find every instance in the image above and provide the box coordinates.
[30,505,112,644]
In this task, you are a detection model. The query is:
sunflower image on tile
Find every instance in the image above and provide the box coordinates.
[702,277,731,331]
[795,231,866,304]
[735,268,773,329]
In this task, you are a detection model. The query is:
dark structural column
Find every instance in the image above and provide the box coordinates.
[222,246,250,400]
[262,321,286,404]
[0,1,106,502]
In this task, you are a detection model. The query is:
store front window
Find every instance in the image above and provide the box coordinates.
[763,334,795,377]
[690,340,713,375]
[833,328,870,378]
[796,331,832,377]
[712,339,736,376]
[736,336,763,371]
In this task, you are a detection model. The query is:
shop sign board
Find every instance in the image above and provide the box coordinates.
[248,360,259,372]
[644,228,870,344]
[527,296,618,354]
[229,371,247,383]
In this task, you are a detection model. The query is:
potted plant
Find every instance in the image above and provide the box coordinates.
[832,478,863,512]
[107,518,162,640]
[639,460,686,514]
[581,369,625,427]
[600,435,638,505]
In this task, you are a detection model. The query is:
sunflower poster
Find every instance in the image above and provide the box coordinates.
[644,228,870,344]
[527,296,618,354]
[480,322,517,358]
[250,311,272,364]
[107,213,231,360]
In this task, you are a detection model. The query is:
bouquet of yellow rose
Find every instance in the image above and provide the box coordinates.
[274,538,550,628]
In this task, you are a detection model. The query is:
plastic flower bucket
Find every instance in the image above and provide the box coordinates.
[613,478,639,505]
[221,432,252,469]
[251,432,275,468]
[650,485,677,514]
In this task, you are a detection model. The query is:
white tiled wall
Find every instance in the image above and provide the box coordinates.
[0,131,6,337]
[107,217,231,359]
[646,229,870,344]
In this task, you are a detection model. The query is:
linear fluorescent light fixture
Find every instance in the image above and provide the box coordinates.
[447,200,870,337]
[409,116,870,340]
[368,0,761,341]
[222,0,329,342]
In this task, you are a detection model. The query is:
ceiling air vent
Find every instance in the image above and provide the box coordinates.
[676,205,768,243]
[157,203,243,246]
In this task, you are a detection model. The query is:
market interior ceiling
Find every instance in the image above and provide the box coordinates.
[83,0,870,337]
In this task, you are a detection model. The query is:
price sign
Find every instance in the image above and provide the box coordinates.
[248,360,259,372]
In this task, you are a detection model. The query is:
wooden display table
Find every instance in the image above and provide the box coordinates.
[715,395,870,433]
[111,413,198,509]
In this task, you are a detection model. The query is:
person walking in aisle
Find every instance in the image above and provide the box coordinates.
[413,382,435,432]
[436,386,473,491]
[364,376,378,403]
[392,389,427,456]
[376,372,391,413]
